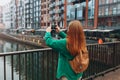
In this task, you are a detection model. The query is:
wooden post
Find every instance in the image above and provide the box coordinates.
[94,0,99,29]
[64,0,67,28]
[85,0,88,28]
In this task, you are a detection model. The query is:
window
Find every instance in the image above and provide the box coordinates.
[70,5,75,19]
[113,0,117,3]
[106,0,109,4]
[67,5,71,19]
[99,0,102,5]
[117,4,120,14]
[70,11,75,19]
[109,7,112,15]
[113,7,117,15]
[101,0,105,4]
[109,0,113,3]
[76,7,83,19]
[105,7,108,15]
[101,7,105,16]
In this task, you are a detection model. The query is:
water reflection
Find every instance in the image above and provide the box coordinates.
[0,40,39,53]
[0,39,41,80]
[0,51,58,80]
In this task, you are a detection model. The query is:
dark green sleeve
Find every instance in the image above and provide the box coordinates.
[58,31,67,38]
[44,32,63,51]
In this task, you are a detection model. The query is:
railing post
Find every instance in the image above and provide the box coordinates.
[4,56,6,80]
[25,54,27,80]
[19,54,21,80]
[94,0,99,29]
[64,0,67,28]
[85,0,88,28]
[113,43,116,67]
[11,55,14,80]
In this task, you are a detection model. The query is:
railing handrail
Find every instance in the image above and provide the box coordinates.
[0,48,52,56]
[1,41,120,56]
[87,41,120,46]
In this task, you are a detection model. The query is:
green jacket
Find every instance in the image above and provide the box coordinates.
[44,31,83,80]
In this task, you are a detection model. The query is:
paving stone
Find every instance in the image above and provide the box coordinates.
[94,69,120,80]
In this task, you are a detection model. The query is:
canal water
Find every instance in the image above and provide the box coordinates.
[0,40,39,53]
[0,39,40,80]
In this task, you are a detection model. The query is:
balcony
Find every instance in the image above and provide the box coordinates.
[30,6,33,9]
[25,15,29,18]
[68,0,76,3]
[50,0,55,3]
[54,15,61,21]
[68,0,88,4]
[49,16,60,22]
[49,8,64,15]
[49,3,55,8]
[49,17,54,22]
[49,11,55,15]
[54,9,61,14]
[30,11,33,14]
[25,0,29,3]
[55,2,60,6]
[61,0,64,5]
[61,14,64,20]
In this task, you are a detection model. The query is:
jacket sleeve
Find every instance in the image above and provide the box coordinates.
[58,31,67,38]
[44,32,63,51]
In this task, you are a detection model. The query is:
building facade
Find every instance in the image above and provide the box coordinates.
[98,0,120,28]
[48,0,96,29]
[18,0,25,29]
[49,0,64,28]
[2,3,11,29]
[10,0,18,29]
[24,0,41,29]
[40,0,50,28]
[32,0,41,29]
[25,0,32,29]
[1,0,120,30]
[0,6,3,23]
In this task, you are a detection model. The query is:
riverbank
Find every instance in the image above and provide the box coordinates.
[0,32,48,48]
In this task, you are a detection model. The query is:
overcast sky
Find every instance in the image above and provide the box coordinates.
[0,0,11,6]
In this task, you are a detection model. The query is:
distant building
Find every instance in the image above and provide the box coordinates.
[47,0,95,29]
[49,0,64,28]
[0,6,3,23]
[32,0,41,29]
[40,0,50,29]
[24,0,41,29]
[2,0,120,30]
[18,0,25,29]
[10,0,17,29]
[2,3,11,29]
[98,0,120,28]
[24,0,32,29]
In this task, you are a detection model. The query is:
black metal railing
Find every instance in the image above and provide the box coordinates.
[83,41,120,79]
[0,42,120,80]
[0,48,58,80]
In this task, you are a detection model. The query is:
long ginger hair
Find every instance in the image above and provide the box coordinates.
[67,20,87,56]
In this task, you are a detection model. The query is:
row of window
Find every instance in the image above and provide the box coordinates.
[67,7,94,20]
[99,0,120,5]
[99,4,120,16]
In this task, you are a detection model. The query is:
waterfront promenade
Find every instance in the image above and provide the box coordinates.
[94,68,120,80]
